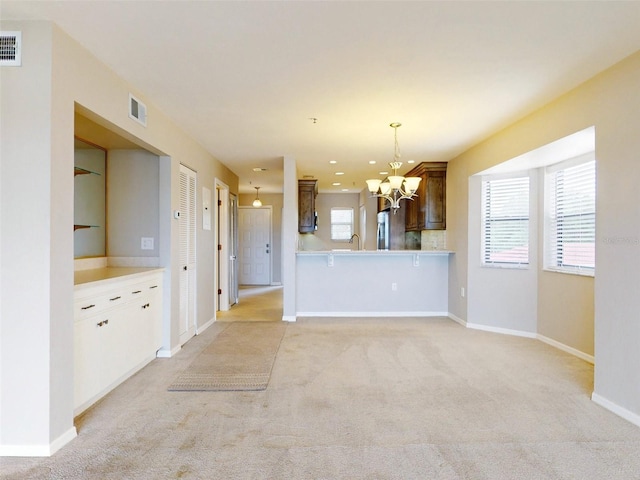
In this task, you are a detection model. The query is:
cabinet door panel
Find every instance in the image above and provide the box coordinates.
[298,180,317,233]
[425,171,446,230]
[74,316,104,409]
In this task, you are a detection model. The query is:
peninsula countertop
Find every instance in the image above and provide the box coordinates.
[296,249,453,255]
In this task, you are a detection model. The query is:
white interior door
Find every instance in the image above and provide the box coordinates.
[179,164,197,345]
[239,206,271,285]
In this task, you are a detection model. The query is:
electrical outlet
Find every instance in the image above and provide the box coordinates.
[461,287,465,298]
[141,237,154,250]
[391,282,398,291]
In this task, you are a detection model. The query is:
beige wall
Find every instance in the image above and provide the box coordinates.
[0,21,238,453]
[447,49,640,422]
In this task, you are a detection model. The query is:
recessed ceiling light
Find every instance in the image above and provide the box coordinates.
[335,172,344,175]
[329,160,337,164]
[407,159,415,164]
[368,160,376,165]
[332,182,341,186]
[252,167,268,172]
[341,189,349,192]
[379,171,388,175]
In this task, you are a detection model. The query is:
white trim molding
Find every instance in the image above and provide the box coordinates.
[0,427,77,457]
[297,311,450,318]
[157,344,181,358]
[282,315,297,322]
[592,392,640,428]
[466,322,537,339]
[537,334,594,364]
[449,312,594,361]
[447,313,467,327]
[197,317,215,334]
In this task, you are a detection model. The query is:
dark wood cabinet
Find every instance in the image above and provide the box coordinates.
[405,162,447,231]
[298,179,318,233]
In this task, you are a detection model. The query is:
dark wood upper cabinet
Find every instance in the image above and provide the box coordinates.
[298,179,318,233]
[405,162,447,231]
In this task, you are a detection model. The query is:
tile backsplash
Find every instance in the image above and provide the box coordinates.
[421,230,447,250]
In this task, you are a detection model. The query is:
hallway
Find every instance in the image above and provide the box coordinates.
[217,285,283,323]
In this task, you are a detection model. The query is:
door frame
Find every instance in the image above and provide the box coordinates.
[238,205,273,286]
[228,193,239,307]
[215,179,231,312]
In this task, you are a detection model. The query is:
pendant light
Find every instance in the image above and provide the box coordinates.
[252,186,263,207]
[366,123,421,213]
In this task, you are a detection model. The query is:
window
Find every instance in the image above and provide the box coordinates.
[330,207,354,241]
[545,156,595,275]
[481,176,530,266]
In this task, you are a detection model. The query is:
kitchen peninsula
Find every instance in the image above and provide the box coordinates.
[296,250,452,317]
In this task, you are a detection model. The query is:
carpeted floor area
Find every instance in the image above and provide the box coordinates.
[3,289,640,479]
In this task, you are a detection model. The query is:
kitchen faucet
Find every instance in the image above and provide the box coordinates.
[349,233,360,250]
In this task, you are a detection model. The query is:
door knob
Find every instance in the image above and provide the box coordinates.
[183,266,187,271]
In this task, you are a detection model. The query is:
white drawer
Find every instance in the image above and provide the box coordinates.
[74,288,127,320]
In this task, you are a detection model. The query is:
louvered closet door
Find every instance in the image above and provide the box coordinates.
[179,164,197,345]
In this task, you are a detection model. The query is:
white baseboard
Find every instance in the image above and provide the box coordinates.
[0,426,77,457]
[282,315,297,322]
[296,311,449,318]
[197,317,215,334]
[448,313,594,363]
[157,344,181,358]
[537,334,594,364]
[447,313,467,326]
[465,322,537,338]
[592,392,640,428]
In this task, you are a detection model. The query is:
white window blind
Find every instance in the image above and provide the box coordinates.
[545,158,595,275]
[330,207,353,241]
[481,176,530,265]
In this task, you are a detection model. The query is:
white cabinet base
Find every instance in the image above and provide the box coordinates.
[74,269,163,416]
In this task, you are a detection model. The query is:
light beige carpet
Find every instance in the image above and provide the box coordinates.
[5,317,640,479]
[168,321,286,391]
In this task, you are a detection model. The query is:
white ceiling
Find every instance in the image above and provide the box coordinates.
[3,1,640,193]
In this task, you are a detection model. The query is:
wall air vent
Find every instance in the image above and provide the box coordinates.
[128,93,147,127]
[0,31,22,66]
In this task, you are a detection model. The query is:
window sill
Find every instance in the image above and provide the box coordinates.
[481,263,529,270]
[542,267,594,278]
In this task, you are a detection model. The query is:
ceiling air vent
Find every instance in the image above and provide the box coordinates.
[0,31,22,67]
[128,93,147,127]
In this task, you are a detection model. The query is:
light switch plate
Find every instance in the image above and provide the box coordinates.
[141,237,154,250]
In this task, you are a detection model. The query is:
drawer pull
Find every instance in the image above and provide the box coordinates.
[141,303,151,309]
[81,304,96,310]
[104,319,109,325]
[109,296,121,301]
[132,290,142,294]
[149,285,158,289]
[97,319,109,327]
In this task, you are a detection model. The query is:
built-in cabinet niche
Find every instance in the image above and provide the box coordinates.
[74,138,106,258]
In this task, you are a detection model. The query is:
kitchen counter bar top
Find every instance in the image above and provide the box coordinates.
[297,250,453,255]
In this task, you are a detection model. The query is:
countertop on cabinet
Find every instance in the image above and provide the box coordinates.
[296,249,454,256]
[74,267,164,290]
